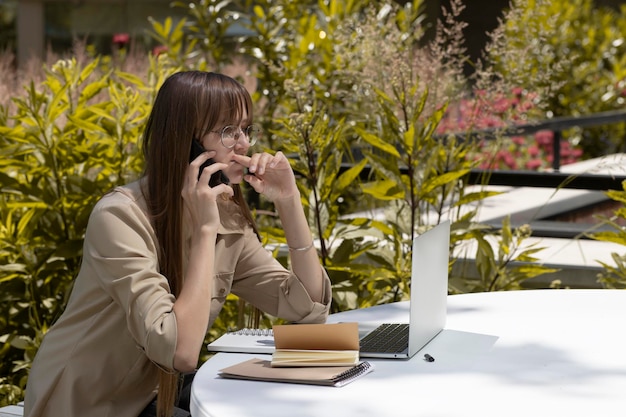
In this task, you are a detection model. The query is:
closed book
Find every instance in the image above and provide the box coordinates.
[219,358,374,387]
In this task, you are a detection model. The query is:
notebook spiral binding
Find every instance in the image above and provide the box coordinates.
[332,361,374,386]
[228,328,274,336]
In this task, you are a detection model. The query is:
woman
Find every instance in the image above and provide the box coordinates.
[24,71,331,417]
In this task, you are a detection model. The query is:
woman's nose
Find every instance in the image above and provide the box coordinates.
[234,130,251,150]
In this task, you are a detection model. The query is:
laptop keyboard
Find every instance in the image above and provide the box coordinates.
[359,323,409,353]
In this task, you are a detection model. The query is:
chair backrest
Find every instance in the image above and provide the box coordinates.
[237,298,261,329]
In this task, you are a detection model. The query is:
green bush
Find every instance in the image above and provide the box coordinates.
[0,54,173,404]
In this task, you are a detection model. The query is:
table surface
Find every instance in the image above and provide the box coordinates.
[191,289,626,417]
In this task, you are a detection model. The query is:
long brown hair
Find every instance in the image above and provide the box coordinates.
[141,71,258,417]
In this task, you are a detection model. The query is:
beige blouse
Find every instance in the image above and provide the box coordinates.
[24,180,331,417]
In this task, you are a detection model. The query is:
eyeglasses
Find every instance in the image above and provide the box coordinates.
[210,124,261,149]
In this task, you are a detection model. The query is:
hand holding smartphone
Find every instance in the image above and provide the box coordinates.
[189,139,229,187]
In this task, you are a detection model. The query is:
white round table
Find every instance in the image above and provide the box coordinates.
[191,289,626,417]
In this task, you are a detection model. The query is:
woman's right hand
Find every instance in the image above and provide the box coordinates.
[183,151,233,234]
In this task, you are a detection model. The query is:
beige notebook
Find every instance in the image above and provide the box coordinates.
[271,322,360,367]
[219,358,374,387]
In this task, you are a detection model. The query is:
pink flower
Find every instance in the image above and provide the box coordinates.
[518,101,534,112]
[492,98,511,114]
[503,153,517,169]
[534,130,553,147]
[528,145,540,157]
[152,45,168,56]
[113,33,130,46]
[525,159,543,170]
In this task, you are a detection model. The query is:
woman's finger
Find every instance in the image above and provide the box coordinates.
[188,151,216,182]
[197,161,230,188]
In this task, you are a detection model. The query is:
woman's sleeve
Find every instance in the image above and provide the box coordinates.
[231,229,332,324]
[84,195,177,370]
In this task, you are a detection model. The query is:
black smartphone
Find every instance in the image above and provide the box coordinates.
[189,139,230,187]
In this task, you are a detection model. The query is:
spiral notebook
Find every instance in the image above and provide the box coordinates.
[207,328,275,354]
[218,358,374,387]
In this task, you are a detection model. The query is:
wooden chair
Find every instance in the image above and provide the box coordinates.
[237,299,262,329]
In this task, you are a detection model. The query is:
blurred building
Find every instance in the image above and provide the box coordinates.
[16,0,183,65]
[12,0,626,68]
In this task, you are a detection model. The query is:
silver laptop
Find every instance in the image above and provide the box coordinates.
[358,220,450,359]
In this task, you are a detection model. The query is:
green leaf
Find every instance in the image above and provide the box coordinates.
[421,170,470,194]
[334,158,367,193]
[355,131,400,157]
[454,190,503,206]
[361,180,405,200]
[80,77,109,103]
[590,231,626,245]
[67,114,107,134]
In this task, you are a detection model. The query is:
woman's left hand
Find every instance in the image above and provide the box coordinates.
[232,152,299,201]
